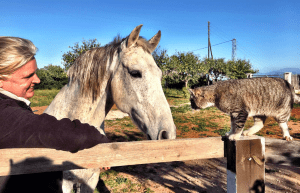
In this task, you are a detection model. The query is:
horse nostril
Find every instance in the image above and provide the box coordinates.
[147,134,151,140]
[158,130,168,140]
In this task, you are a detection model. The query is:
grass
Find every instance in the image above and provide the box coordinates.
[163,88,190,106]
[192,118,209,132]
[294,103,300,108]
[99,169,150,192]
[170,104,191,113]
[29,89,60,107]
[192,126,209,132]
[266,131,275,135]
[289,115,300,122]
[268,122,279,126]
[213,126,231,136]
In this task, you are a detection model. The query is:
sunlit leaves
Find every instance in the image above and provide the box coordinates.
[62,39,101,70]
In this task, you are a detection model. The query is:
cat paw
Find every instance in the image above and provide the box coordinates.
[284,136,293,141]
[225,131,232,137]
[242,130,253,136]
[228,134,241,141]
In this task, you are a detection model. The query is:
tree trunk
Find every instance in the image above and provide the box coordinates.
[185,80,188,88]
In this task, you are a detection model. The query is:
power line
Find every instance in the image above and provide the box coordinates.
[191,40,233,52]
[210,25,233,43]
[212,23,263,65]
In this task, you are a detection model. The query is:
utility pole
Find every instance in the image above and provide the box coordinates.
[208,21,213,60]
[232,38,236,61]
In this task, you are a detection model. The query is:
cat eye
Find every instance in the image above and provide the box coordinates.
[129,70,142,78]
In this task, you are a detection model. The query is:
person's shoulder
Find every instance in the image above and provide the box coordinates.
[0,93,31,112]
[0,93,18,106]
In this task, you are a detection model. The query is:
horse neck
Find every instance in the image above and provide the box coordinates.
[44,80,113,134]
[44,51,119,134]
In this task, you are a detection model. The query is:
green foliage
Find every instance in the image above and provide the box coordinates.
[153,46,258,88]
[99,170,142,193]
[205,58,258,81]
[205,58,228,83]
[153,49,208,88]
[152,46,170,77]
[163,88,185,98]
[163,88,190,105]
[36,64,68,90]
[169,52,208,88]
[289,116,300,122]
[226,59,258,79]
[293,103,300,108]
[181,87,190,99]
[115,176,128,184]
[266,131,275,135]
[99,170,119,178]
[29,89,60,107]
[145,188,154,193]
[62,39,101,70]
[179,125,190,132]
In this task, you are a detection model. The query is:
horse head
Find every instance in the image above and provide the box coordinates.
[111,25,177,140]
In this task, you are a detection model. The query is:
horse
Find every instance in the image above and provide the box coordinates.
[44,25,177,193]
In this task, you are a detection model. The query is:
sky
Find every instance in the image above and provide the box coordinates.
[1,0,299,73]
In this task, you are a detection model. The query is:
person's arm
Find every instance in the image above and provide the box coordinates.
[0,102,109,153]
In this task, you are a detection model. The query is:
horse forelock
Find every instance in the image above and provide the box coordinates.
[67,44,118,101]
[67,36,153,101]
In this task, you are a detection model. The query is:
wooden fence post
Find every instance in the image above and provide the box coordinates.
[284,72,292,84]
[223,136,265,193]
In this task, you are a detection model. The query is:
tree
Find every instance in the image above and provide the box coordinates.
[152,46,171,83]
[204,58,229,84]
[36,64,68,89]
[62,39,101,70]
[226,59,258,79]
[168,52,208,88]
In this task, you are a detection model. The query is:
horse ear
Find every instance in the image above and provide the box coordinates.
[148,30,161,53]
[127,24,143,48]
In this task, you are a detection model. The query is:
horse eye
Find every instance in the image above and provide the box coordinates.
[130,70,142,78]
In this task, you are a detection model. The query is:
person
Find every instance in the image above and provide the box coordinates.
[0,36,110,192]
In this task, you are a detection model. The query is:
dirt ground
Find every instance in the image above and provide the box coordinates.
[32,106,300,192]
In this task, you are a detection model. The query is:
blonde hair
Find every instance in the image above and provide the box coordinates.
[0,37,37,79]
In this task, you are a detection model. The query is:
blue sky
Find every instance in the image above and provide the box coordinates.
[1,0,299,73]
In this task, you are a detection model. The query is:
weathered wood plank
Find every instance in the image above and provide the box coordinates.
[0,137,298,177]
[0,137,224,176]
[225,136,265,193]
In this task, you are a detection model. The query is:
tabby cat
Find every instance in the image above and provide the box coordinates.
[189,78,300,141]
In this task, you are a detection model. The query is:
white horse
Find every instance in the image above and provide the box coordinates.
[44,25,177,193]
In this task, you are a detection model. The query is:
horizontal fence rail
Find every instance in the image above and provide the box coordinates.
[0,137,224,176]
[0,136,299,192]
[0,137,299,177]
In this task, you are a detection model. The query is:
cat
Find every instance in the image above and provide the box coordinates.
[189,77,300,141]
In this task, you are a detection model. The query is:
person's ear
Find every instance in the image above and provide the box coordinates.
[0,80,3,88]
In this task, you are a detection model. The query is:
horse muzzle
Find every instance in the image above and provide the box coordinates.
[157,128,176,140]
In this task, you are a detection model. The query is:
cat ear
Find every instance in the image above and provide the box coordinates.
[188,89,195,96]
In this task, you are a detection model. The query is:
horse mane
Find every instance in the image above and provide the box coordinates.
[67,36,152,101]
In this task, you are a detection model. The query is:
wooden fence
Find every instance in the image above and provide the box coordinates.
[0,136,299,192]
